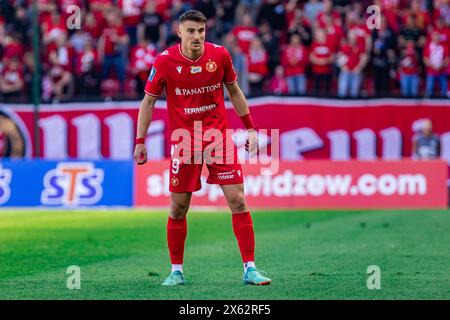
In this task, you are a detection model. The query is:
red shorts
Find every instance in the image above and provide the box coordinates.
[169,140,244,193]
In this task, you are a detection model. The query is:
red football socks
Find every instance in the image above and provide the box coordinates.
[232,211,255,263]
[167,216,187,265]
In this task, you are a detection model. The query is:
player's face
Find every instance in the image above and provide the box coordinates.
[178,21,206,53]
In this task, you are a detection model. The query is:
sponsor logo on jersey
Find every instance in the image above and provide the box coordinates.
[206,61,217,72]
[41,162,104,206]
[148,67,157,81]
[175,83,222,96]
[190,66,202,74]
[218,171,236,180]
[0,164,12,205]
[184,103,217,115]
[176,66,182,74]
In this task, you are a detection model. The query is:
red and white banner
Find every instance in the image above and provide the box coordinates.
[2,98,450,164]
[135,160,448,209]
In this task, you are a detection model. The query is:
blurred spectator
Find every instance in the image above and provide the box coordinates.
[256,0,286,36]
[129,38,157,96]
[310,28,334,96]
[282,33,308,95]
[322,13,345,54]
[84,12,103,40]
[224,32,250,96]
[337,29,368,97]
[43,36,73,102]
[304,0,324,23]
[398,15,426,50]
[258,21,280,73]
[287,7,313,47]
[398,40,421,97]
[247,37,269,96]
[75,38,99,96]
[194,0,218,42]
[232,13,258,55]
[216,0,239,36]
[118,0,145,46]
[268,65,289,95]
[99,8,129,93]
[0,57,24,102]
[372,16,397,96]
[138,0,165,50]
[423,31,449,97]
[412,119,441,159]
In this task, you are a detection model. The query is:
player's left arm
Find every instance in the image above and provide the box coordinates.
[225,81,258,155]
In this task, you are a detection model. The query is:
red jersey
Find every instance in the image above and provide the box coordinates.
[339,43,364,71]
[310,42,333,74]
[118,0,145,26]
[144,42,238,135]
[231,26,258,54]
[282,45,308,76]
[424,41,449,75]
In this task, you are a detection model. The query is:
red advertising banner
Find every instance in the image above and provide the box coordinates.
[2,98,450,166]
[135,160,448,209]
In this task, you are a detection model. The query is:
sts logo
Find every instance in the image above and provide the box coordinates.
[0,164,12,205]
[41,163,104,206]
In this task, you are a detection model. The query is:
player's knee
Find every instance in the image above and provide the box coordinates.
[228,193,247,213]
[170,201,189,218]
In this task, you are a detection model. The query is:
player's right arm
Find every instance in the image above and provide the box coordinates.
[134,54,167,165]
[134,94,157,165]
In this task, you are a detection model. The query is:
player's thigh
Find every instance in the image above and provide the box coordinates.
[169,156,203,193]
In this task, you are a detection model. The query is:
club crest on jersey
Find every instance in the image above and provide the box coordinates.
[176,66,182,74]
[148,67,157,81]
[171,177,179,187]
[190,66,202,74]
[206,61,217,72]
[41,162,104,206]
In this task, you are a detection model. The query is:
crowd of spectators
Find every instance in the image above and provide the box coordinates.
[0,0,449,103]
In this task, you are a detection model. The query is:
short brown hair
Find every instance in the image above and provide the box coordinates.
[178,10,207,24]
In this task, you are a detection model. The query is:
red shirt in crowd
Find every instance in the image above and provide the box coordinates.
[349,24,371,53]
[424,41,449,75]
[1,63,24,86]
[75,50,98,75]
[339,43,364,71]
[399,51,419,75]
[281,45,308,76]
[130,43,157,82]
[101,26,127,55]
[118,0,146,27]
[310,41,333,74]
[247,48,268,76]
[268,75,289,95]
[231,26,259,55]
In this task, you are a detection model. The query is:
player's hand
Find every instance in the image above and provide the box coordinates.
[245,129,258,157]
[134,144,147,165]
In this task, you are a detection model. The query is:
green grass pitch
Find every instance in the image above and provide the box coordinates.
[0,209,449,300]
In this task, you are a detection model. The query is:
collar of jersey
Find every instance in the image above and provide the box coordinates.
[178,43,205,63]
